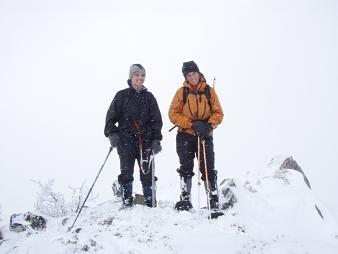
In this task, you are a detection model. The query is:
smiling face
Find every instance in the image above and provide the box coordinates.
[131,72,145,90]
[185,72,200,86]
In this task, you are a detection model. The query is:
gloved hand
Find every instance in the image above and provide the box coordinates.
[192,120,213,138]
[151,139,162,154]
[108,133,119,148]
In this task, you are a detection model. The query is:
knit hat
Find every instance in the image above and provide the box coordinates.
[182,61,200,78]
[129,64,146,79]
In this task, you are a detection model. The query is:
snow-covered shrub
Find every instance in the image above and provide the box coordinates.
[68,182,98,213]
[32,179,67,217]
[32,179,98,217]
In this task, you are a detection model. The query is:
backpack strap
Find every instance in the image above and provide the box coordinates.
[183,85,212,109]
[183,87,190,105]
[204,84,212,108]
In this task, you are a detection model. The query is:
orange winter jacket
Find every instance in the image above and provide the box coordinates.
[168,77,224,136]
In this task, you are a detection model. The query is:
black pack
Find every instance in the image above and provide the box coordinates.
[182,84,212,109]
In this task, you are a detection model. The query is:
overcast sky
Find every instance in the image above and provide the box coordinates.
[1,0,337,219]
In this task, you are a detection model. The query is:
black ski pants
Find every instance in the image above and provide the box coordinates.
[117,133,155,187]
[176,131,217,182]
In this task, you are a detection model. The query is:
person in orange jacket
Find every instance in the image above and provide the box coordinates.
[169,61,224,211]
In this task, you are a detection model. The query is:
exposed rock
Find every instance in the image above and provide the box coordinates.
[219,178,237,210]
[9,212,47,232]
[315,205,324,219]
[62,217,69,226]
[280,156,311,189]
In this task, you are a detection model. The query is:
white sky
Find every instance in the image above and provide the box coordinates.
[1,0,337,219]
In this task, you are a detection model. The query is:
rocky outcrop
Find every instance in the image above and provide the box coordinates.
[9,212,47,232]
[280,156,311,189]
[219,178,237,210]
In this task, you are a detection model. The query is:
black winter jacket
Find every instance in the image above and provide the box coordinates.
[104,81,163,141]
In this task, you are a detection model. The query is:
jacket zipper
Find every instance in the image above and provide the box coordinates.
[187,98,194,118]
[195,94,199,118]
[201,100,206,119]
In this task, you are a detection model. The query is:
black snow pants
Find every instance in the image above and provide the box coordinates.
[117,132,155,187]
[176,131,217,182]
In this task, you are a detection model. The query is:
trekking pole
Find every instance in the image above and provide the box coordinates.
[197,136,202,210]
[169,125,177,132]
[202,140,212,219]
[151,152,156,208]
[68,146,113,231]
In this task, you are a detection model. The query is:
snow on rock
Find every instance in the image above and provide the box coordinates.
[1,157,338,253]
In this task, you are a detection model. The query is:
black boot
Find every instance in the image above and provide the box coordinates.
[175,176,193,211]
[121,182,133,207]
[143,185,156,207]
[210,194,219,210]
[206,179,224,219]
[209,180,220,210]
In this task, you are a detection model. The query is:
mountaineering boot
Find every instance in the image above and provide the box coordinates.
[143,185,156,207]
[208,179,220,210]
[121,182,133,207]
[175,176,193,211]
[205,178,224,219]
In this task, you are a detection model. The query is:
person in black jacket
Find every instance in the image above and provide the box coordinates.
[104,64,163,207]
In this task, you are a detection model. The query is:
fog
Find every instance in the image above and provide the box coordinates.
[1,0,337,219]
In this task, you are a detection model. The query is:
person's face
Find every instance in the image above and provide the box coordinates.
[131,72,145,87]
[186,72,200,86]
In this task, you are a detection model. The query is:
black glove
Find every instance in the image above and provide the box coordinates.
[192,120,213,138]
[151,139,162,154]
[108,133,119,148]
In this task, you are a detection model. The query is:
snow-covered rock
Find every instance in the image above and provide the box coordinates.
[9,212,47,233]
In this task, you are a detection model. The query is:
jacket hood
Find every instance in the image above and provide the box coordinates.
[182,73,208,91]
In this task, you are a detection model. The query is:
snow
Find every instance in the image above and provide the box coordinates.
[1,158,338,254]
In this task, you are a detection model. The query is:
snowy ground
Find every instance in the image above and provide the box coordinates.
[1,157,338,254]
